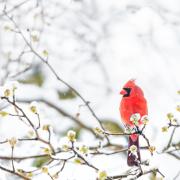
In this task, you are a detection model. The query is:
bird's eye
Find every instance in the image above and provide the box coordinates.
[123,88,131,97]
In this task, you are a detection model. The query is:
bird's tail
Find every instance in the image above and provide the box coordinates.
[127,134,141,166]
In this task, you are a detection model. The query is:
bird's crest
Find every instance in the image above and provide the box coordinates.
[124,79,136,88]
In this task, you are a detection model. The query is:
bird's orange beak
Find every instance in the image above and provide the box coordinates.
[120,89,126,95]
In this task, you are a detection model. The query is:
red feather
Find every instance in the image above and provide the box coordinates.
[120,80,148,126]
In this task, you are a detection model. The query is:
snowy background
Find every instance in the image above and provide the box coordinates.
[0,0,180,179]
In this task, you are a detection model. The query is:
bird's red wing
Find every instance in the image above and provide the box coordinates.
[120,97,148,126]
[132,97,148,116]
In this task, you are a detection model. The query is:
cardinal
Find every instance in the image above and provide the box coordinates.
[119,79,148,166]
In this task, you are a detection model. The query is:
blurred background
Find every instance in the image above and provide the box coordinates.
[0,0,180,179]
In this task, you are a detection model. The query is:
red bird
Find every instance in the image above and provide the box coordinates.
[119,79,148,166]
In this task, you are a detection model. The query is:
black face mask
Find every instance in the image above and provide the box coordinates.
[123,88,131,97]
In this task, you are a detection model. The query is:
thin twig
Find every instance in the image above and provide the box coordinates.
[11,147,15,172]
